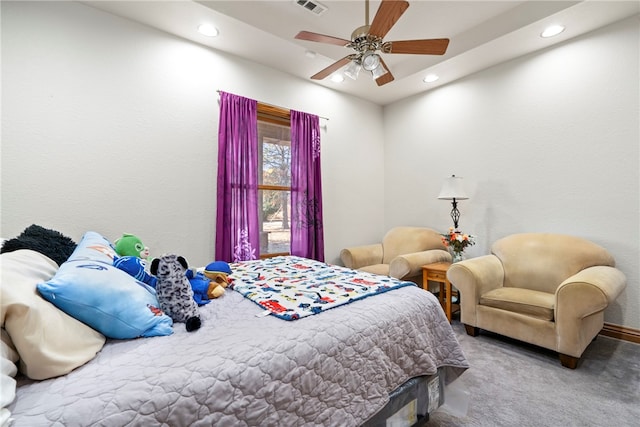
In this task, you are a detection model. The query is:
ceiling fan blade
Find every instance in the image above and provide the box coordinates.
[368,0,410,39]
[311,56,353,80]
[382,39,450,55]
[375,58,395,86]
[295,31,351,47]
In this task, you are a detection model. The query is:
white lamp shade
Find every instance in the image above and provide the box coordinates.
[437,175,469,200]
[362,51,380,71]
[371,62,388,79]
[344,60,361,80]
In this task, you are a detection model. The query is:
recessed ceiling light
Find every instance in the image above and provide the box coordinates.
[330,74,344,83]
[541,25,565,38]
[197,24,219,37]
[423,74,439,83]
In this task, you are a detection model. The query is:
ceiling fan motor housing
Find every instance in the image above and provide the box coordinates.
[351,25,370,42]
[348,26,384,66]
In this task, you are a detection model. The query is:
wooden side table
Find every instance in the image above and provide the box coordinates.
[421,262,458,323]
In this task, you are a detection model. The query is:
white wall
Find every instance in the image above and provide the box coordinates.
[1,1,385,266]
[383,17,639,328]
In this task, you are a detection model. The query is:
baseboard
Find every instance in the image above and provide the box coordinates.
[600,323,640,344]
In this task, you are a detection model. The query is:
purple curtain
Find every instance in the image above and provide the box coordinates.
[215,92,260,262]
[290,110,324,261]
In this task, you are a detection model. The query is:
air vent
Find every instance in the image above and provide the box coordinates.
[295,0,328,16]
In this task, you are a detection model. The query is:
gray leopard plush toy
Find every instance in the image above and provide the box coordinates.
[150,254,201,332]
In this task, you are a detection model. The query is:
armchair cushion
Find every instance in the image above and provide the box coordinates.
[480,288,555,321]
[358,263,389,277]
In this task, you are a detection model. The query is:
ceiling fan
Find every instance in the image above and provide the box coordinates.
[295,0,450,86]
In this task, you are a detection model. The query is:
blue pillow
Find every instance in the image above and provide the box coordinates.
[37,232,173,339]
[65,230,116,264]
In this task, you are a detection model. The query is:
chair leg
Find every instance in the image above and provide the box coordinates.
[464,324,479,336]
[559,353,579,369]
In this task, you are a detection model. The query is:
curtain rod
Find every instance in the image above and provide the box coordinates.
[216,90,328,121]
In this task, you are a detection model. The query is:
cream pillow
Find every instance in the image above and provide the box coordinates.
[0,250,106,380]
[1,329,18,427]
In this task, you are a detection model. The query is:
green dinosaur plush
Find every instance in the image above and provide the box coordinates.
[114,233,150,259]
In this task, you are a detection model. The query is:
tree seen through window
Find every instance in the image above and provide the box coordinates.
[258,118,291,256]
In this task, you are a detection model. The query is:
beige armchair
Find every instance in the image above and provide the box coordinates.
[447,233,626,369]
[340,227,451,284]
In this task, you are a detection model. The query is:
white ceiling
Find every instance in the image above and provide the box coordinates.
[83,0,639,106]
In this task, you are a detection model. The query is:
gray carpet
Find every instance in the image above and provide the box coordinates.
[428,320,640,426]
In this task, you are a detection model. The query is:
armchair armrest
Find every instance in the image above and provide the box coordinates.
[389,249,451,279]
[556,266,626,319]
[555,266,626,357]
[447,255,505,326]
[340,244,383,270]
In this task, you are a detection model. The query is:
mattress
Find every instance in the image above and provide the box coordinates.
[8,256,468,426]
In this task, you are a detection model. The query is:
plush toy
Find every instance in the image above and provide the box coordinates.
[150,254,201,332]
[203,261,233,292]
[114,234,150,259]
[112,235,231,308]
[185,269,224,303]
[113,245,226,307]
[113,256,157,288]
[115,256,215,306]
[184,261,233,302]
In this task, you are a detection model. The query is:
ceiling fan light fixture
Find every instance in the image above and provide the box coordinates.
[344,60,362,80]
[330,74,345,83]
[361,51,381,71]
[371,63,387,79]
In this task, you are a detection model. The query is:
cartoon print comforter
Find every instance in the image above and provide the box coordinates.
[9,257,468,427]
[230,256,416,320]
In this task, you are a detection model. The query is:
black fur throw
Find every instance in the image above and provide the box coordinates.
[1,224,77,266]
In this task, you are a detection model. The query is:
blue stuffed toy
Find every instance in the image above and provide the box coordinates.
[185,270,219,305]
[186,261,233,303]
[114,255,232,306]
[204,261,232,278]
[113,256,157,288]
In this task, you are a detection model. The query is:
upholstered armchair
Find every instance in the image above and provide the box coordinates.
[447,233,626,369]
[340,227,451,284]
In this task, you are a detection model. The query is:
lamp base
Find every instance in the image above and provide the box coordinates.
[450,199,461,230]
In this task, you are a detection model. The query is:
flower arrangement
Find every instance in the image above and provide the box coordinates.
[441,228,476,261]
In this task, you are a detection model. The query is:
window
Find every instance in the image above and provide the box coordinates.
[257,103,291,258]
[216,91,324,262]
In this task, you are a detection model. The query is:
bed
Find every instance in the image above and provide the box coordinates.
[1,229,468,427]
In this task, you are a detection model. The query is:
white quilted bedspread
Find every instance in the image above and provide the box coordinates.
[9,285,467,426]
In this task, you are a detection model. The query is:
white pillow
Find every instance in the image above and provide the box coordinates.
[0,250,106,380]
[1,329,18,427]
